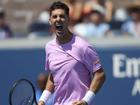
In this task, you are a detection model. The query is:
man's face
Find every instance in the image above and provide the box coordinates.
[90,12,101,24]
[49,9,69,36]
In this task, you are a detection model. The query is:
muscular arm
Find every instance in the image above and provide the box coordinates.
[38,73,55,105]
[45,73,55,92]
[89,67,106,94]
[72,68,106,105]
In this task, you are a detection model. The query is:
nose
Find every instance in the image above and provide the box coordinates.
[56,16,61,21]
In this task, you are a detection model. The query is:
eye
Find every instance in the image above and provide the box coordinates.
[60,15,65,18]
[52,15,57,19]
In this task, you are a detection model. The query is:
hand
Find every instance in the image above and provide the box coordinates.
[38,101,45,105]
[72,100,88,105]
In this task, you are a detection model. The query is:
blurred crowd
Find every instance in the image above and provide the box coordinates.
[0,7,13,39]
[0,0,140,39]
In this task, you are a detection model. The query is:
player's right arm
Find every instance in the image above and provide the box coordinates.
[38,73,55,105]
[45,73,55,92]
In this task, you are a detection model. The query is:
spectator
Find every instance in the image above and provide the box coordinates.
[64,0,84,26]
[114,8,128,22]
[0,8,13,39]
[83,0,114,22]
[37,6,50,24]
[108,7,128,36]
[73,6,111,38]
[121,4,140,37]
[105,0,114,22]
[28,7,52,39]
[28,22,52,39]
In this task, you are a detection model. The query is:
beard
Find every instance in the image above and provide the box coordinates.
[54,24,66,37]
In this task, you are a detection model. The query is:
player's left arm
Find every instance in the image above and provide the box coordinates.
[72,68,106,105]
[89,67,106,93]
[83,67,106,105]
[72,46,106,105]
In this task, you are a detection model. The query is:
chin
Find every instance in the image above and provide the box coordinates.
[56,31,64,37]
[56,29,64,34]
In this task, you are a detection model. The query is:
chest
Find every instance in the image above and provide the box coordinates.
[48,49,74,71]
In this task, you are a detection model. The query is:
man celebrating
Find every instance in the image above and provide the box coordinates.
[38,1,106,105]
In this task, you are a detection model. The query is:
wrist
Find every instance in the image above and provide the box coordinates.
[39,90,51,104]
[38,100,45,105]
[82,90,95,105]
[82,100,88,105]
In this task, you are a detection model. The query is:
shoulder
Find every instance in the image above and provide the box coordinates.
[75,35,94,49]
[74,35,91,47]
[44,39,57,55]
[74,35,93,52]
[45,39,56,49]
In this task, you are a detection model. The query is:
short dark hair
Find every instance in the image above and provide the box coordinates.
[49,1,69,16]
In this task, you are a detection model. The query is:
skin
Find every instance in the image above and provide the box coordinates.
[38,8,106,105]
[49,9,73,44]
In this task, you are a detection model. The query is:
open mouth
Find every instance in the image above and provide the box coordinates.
[55,24,63,30]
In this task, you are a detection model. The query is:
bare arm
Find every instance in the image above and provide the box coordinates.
[89,67,106,94]
[45,73,55,92]
[38,73,55,105]
[72,68,106,105]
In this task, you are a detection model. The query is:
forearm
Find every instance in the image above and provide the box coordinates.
[89,68,106,94]
[45,74,55,92]
[82,68,106,105]
[38,74,54,105]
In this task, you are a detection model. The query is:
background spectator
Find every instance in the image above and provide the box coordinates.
[121,4,140,37]
[73,6,111,38]
[83,0,114,22]
[64,0,84,26]
[0,7,13,39]
[28,6,52,39]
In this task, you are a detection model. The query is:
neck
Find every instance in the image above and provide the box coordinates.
[56,30,73,44]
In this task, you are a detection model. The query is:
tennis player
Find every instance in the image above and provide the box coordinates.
[38,1,106,105]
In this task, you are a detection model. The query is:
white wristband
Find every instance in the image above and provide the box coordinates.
[82,90,95,105]
[39,90,51,104]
